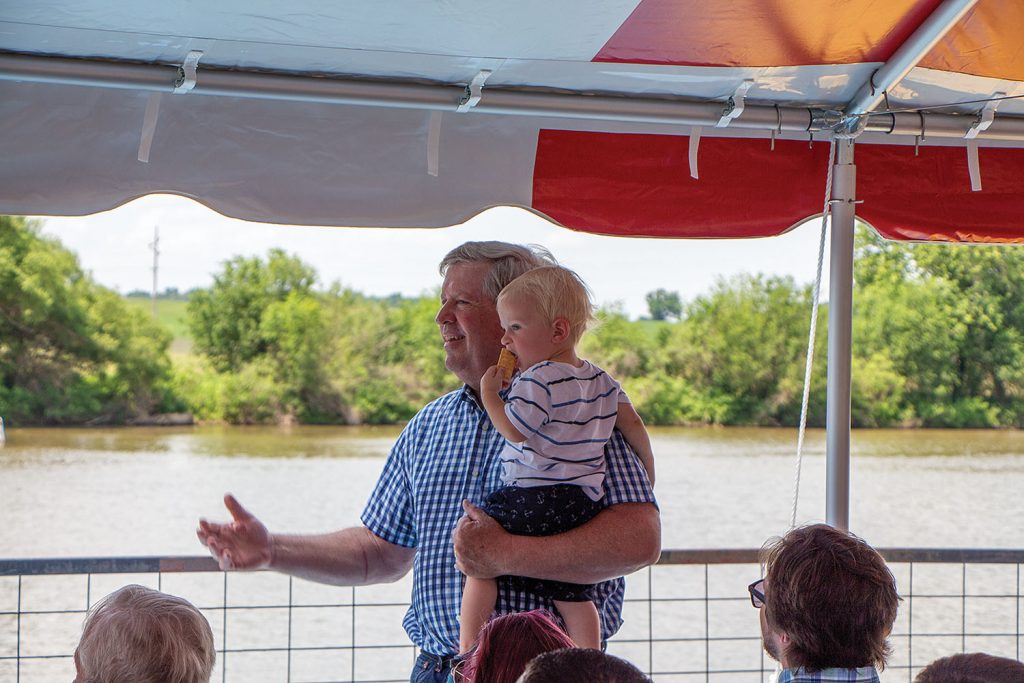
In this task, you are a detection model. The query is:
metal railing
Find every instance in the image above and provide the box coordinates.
[1,548,1022,682]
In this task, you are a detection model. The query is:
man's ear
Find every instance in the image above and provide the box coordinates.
[775,630,792,668]
[551,317,571,344]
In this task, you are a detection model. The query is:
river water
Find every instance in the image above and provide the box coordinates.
[2,425,1023,681]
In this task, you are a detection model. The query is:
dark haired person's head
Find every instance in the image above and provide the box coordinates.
[915,652,1024,683]
[462,610,574,683]
[758,524,899,672]
[516,648,651,683]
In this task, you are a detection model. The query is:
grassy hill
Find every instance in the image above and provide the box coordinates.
[124,296,192,353]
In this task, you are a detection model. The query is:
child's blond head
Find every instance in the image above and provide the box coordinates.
[497,265,595,346]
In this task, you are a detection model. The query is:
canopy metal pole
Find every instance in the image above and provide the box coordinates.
[7,51,1024,140]
[826,138,856,531]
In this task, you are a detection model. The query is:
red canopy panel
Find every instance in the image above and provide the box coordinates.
[594,0,1024,81]
[532,131,1024,243]
[918,1,1024,81]
[858,145,1024,242]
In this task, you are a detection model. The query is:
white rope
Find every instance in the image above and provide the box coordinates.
[790,139,837,529]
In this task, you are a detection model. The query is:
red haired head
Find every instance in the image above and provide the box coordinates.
[461,609,575,683]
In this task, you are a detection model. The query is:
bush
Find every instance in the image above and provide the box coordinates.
[918,397,1001,428]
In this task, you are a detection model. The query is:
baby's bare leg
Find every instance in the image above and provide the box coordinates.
[555,599,601,649]
[459,577,498,654]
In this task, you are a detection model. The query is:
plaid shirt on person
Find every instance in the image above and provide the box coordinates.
[778,667,881,683]
[361,385,657,657]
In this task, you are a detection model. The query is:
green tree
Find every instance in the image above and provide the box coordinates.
[185,250,341,422]
[187,249,316,372]
[321,288,456,424]
[663,274,811,424]
[853,226,1024,426]
[0,216,173,424]
[580,305,656,379]
[645,288,683,321]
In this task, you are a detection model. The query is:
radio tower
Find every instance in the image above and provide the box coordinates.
[149,225,160,319]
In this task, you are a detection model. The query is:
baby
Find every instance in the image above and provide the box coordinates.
[459,265,655,653]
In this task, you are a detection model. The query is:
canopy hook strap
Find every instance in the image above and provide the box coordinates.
[457,70,492,112]
[173,51,203,94]
[791,138,837,530]
[966,141,982,191]
[716,79,754,128]
[770,105,782,150]
[688,126,702,179]
[427,112,443,177]
[965,92,1004,139]
[137,93,162,163]
[914,111,926,156]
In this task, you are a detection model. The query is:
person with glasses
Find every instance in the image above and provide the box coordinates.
[748,524,900,683]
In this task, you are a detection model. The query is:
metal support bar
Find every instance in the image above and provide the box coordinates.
[845,0,978,117]
[826,139,856,532]
[7,52,1024,141]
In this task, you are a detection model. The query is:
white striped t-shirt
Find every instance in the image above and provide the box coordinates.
[500,359,629,501]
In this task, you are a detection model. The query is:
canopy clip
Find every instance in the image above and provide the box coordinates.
[716,79,754,128]
[174,51,203,94]
[457,70,492,112]
[965,92,1004,139]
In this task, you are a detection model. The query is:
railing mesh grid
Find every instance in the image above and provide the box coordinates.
[1,549,1022,682]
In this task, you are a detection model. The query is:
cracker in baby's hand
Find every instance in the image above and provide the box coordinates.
[496,348,517,380]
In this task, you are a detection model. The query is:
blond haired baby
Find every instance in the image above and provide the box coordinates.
[458,265,655,653]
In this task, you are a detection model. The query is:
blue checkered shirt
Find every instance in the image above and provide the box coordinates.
[778,667,881,683]
[361,385,657,656]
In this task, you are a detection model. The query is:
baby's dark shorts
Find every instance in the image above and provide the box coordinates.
[482,483,602,602]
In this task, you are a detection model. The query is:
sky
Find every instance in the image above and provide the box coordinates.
[36,194,832,319]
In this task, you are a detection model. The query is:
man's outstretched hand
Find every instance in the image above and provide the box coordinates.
[197,494,273,571]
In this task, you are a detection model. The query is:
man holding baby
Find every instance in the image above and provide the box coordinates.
[197,241,659,682]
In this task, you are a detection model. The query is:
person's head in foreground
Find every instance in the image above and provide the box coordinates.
[74,584,215,683]
[914,652,1024,683]
[437,241,555,390]
[753,524,899,674]
[495,265,596,370]
[461,609,575,683]
[515,647,652,683]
